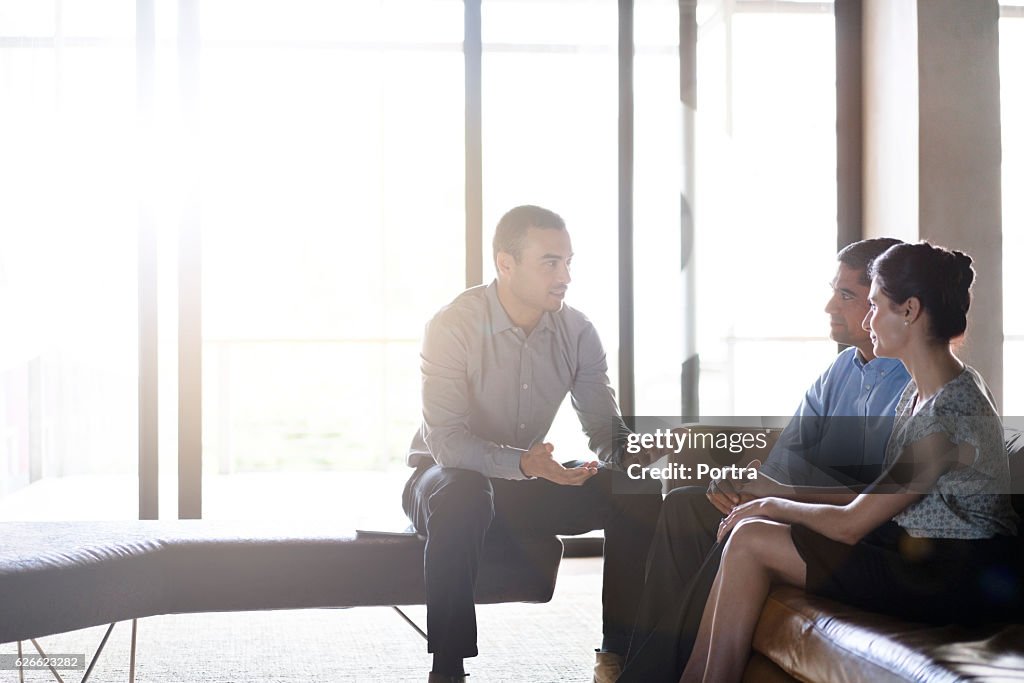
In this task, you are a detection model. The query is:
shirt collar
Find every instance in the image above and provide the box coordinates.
[855,349,905,374]
[485,281,515,333]
[485,280,554,335]
[535,312,554,333]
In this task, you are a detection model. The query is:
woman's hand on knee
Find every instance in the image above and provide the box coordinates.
[717,497,794,542]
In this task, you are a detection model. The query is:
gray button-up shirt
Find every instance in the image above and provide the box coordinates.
[407,281,630,480]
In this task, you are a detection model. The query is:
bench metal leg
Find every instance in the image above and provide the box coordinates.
[79,622,115,682]
[28,637,66,683]
[129,618,137,683]
[22,618,137,683]
[392,606,428,641]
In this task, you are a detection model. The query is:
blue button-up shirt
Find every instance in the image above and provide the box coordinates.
[759,347,911,486]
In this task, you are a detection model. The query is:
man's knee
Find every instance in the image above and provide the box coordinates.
[662,486,720,529]
[427,468,495,529]
[586,466,661,535]
[664,486,710,512]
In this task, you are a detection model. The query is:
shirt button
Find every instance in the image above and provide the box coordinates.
[522,383,529,390]
[866,384,872,390]
[519,423,526,429]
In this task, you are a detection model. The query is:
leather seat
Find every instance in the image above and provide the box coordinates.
[753,587,1024,682]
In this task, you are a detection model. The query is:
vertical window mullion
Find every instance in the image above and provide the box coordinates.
[465,0,483,288]
[680,0,699,419]
[178,0,202,520]
[619,0,635,417]
[835,0,863,250]
[137,0,158,520]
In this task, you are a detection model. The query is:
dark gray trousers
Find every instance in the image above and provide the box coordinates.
[402,461,662,659]
[619,486,724,683]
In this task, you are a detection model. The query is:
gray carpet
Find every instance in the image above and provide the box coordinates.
[1,558,603,682]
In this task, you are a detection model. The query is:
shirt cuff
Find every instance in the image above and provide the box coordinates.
[494,445,529,480]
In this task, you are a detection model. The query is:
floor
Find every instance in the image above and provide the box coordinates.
[1,557,605,683]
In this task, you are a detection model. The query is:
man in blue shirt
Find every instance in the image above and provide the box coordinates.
[618,238,911,683]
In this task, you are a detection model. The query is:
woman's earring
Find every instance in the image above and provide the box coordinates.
[904,320,909,326]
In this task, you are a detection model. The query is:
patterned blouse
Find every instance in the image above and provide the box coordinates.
[885,366,1018,539]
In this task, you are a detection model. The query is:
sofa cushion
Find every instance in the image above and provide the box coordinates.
[753,587,1024,683]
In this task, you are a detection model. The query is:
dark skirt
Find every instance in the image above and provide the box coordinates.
[791,521,1023,625]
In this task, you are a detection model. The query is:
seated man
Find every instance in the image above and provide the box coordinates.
[619,237,911,683]
[403,205,666,683]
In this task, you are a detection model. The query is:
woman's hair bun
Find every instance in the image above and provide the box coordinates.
[871,241,974,342]
[950,250,975,291]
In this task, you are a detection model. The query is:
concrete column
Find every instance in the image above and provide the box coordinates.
[862,0,1003,406]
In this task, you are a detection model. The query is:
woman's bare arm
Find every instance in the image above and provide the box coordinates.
[719,432,963,544]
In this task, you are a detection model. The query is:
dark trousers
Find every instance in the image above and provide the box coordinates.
[402,460,662,659]
[619,486,725,683]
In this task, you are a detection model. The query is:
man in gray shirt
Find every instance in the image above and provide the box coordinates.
[403,205,663,683]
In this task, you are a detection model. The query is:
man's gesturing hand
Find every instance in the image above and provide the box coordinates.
[706,458,761,515]
[520,442,599,486]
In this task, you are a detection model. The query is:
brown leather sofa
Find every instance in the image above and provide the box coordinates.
[730,427,1024,682]
[746,586,1024,682]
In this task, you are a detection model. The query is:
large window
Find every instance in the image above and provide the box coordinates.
[633,0,685,417]
[0,2,138,520]
[481,0,621,454]
[195,1,465,519]
[694,0,838,416]
[1,0,880,523]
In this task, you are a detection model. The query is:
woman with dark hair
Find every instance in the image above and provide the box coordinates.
[675,242,1019,683]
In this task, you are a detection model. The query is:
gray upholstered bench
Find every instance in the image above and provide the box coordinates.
[0,521,563,681]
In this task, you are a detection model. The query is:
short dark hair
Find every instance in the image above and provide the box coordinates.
[870,241,975,342]
[492,205,566,264]
[837,238,904,286]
